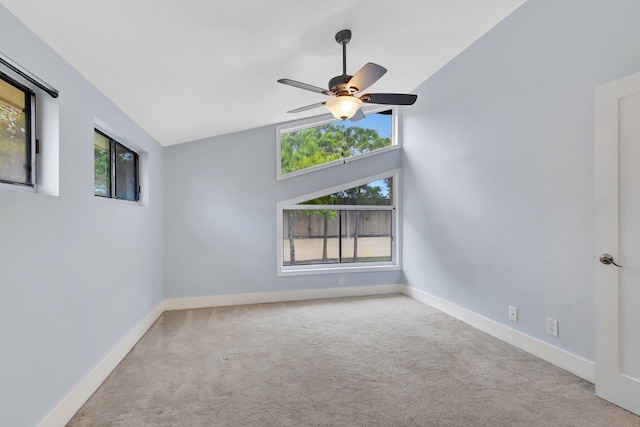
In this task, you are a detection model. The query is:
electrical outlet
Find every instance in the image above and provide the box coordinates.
[546,318,559,337]
[339,276,346,286]
[509,306,518,322]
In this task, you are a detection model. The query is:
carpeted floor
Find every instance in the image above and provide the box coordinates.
[67,294,640,426]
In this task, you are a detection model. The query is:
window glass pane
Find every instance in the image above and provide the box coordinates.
[115,143,137,201]
[283,209,392,266]
[0,77,29,184]
[94,131,111,196]
[280,110,392,175]
[283,210,340,266]
[301,177,392,206]
[341,210,392,263]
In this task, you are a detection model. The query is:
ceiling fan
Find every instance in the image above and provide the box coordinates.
[278,29,417,121]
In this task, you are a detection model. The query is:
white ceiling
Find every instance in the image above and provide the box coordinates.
[1,0,526,146]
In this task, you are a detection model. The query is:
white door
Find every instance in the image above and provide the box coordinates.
[595,71,640,415]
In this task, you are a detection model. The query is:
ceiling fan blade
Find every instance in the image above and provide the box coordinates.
[278,78,332,95]
[347,63,387,93]
[287,102,326,113]
[361,93,417,105]
[350,108,365,122]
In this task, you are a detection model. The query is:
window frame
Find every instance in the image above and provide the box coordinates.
[0,71,36,188]
[276,105,400,181]
[276,169,402,276]
[94,128,140,202]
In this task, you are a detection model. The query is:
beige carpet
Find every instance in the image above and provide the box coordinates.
[67,295,640,426]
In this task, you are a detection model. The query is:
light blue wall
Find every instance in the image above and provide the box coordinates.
[0,6,164,427]
[402,0,640,361]
[5,0,640,424]
[164,124,403,298]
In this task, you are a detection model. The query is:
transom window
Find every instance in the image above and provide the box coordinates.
[277,107,397,179]
[277,171,401,275]
[0,73,35,186]
[94,129,139,201]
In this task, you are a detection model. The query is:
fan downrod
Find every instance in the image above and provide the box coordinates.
[329,29,355,94]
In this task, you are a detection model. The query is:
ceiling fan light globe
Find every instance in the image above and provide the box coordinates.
[325,96,362,120]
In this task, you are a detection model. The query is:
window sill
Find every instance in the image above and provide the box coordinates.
[94,195,142,206]
[278,262,401,277]
[0,181,36,194]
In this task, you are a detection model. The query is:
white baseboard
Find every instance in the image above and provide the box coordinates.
[401,285,595,383]
[163,284,404,311]
[37,303,165,427]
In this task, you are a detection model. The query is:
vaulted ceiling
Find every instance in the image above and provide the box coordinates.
[1,0,526,146]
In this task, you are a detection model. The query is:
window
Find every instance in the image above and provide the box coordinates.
[277,107,398,179]
[277,171,401,275]
[94,129,139,201]
[0,73,35,186]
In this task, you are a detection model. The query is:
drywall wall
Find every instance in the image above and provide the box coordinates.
[402,0,640,361]
[164,124,403,298]
[0,6,164,427]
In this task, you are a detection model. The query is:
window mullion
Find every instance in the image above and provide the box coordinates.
[339,210,343,264]
[135,152,140,199]
[110,140,116,199]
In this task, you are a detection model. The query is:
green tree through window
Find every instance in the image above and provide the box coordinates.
[0,76,31,185]
[94,129,139,201]
[280,110,392,175]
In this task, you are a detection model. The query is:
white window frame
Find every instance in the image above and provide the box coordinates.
[276,105,401,180]
[93,126,140,203]
[0,59,60,196]
[276,169,402,276]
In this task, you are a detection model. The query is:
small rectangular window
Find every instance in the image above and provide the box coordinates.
[0,73,35,186]
[94,129,139,201]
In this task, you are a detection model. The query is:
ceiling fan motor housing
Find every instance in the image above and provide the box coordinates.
[329,76,357,95]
